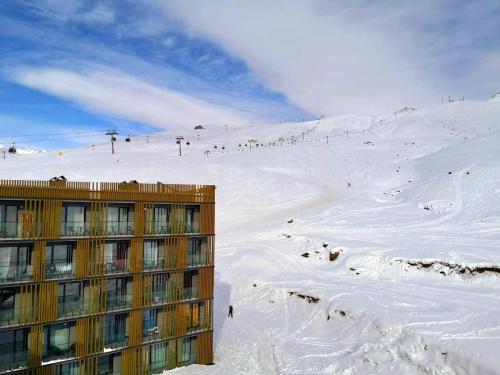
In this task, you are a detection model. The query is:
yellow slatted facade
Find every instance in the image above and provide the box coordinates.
[0,179,215,374]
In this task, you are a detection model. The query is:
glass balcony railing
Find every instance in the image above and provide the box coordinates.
[106,294,133,311]
[151,288,168,305]
[179,353,197,367]
[45,262,75,279]
[103,259,129,274]
[58,299,87,318]
[0,349,28,372]
[185,221,200,234]
[43,341,76,362]
[143,257,165,271]
[0,264,33,282]
[60,221,134,237]
[184,286,198,300]
[104,331,128,349]
[0,222,21,238]
[106,221,134,236]
[187,252,211,267]
[142,325,162,342]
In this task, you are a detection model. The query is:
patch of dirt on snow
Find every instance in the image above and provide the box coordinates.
[396,259,500,278]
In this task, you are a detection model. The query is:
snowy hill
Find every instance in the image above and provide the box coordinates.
[1,101,500,374]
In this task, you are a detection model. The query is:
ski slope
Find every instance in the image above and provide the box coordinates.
[1,100,500,374]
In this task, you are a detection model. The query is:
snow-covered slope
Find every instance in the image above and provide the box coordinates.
[1,101,500,374]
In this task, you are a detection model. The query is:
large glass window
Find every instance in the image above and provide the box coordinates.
[0,245,33,282]
[186,303,200,331]
[106,277,130,310]
[0,328,28,370]
[61,205,87,236]
[152,273,168,304]
[43,322,76,361]
[143,308,159,340]
[0,287,17,324]
[104,241,129,273]
[104,313,127,347]
[107,206,131,235]
[46,243,75,279]
[181,336,197,365]
[153,205,170,234]
[144,240,164,270]
[97,352,122,375]
[185,206,200,233]
[150,342,167,373]
[187,238,203,266]
[184,270,198,300]
[0,204,21,238]
[58,281,86,318]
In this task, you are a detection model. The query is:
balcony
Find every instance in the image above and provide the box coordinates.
[101,258,129,274]
[0,222,20,238]
[185,221,200,234]
[58,299,88,319]
[151,288,168,305]
[60,221,134,237]
[0,263,33,282]
[143,257,165,271]
[46,262,75,279]
[106,294,132,311]
[106,221,134,236]
[187,252,211,267]
[0,349,28,372]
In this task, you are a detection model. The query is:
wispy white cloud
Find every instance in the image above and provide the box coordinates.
[11,66,253,130]
[155,0,500,115]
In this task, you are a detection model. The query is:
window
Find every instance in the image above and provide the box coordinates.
[143,309,159,338]
[61,205,87,236]
[185,206,200,233]
[58,282,85,317]
[188,238,203,266]
[107,206,130,235]
[153,206,170,234]
[181,336,197,364]
[0,204,20,237]
[104,313,127,346]
[184,270,198,300]
[144,240,164,270]
[0,287,16,323]
[106,277,130,309]
[43,322,76,360]
[0,328,28,366]
[46,243,75,279]
[152,273,168,303]
[150,342,167,372]
[0,245,33,281]
[104,242,129,272]
[186,303,200,331]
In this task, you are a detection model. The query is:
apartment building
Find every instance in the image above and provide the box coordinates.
[0,179,215,374]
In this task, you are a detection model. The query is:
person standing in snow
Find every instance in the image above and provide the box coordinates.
[228,305,233,318]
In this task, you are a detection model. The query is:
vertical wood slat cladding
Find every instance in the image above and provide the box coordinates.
[28,325,43,366]
[175,303,187,337]
[142,203,154,236]
[88,277,106,314]
[76,316,104,356]
[168,272,184,302]
[89,201,107,237]
[199,267,215,300]
[200,203,215,235]
[32,240,46,281]
[128,310,143,346]
[75,239,89,277]
[42,199,62,239]
[122,346,150,375]
[142,273,152,307]
[197,330,213,365]
[169,204,186,234]
[134,202,144,236]
[161,305,177,338]
[21,199,42,239]
[176,236,187,268]
[19,281,59,324]
[77,240,105,277]
[130,237,144,272]
[0,180,215,203]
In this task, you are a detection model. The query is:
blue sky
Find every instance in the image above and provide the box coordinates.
[1,1,499,150]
